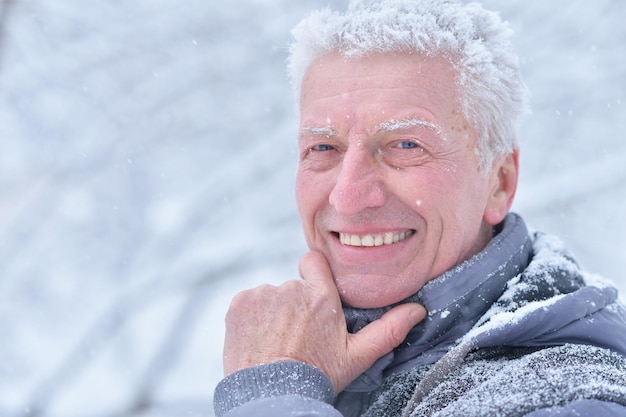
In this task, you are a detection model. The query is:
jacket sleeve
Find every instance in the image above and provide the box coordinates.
[213,360,341,417]
[523,399,626,417]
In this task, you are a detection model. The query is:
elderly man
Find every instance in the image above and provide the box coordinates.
[214,1,626,416]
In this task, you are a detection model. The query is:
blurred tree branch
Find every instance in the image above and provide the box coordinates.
[19,249,297,417]
[0,0,15,68]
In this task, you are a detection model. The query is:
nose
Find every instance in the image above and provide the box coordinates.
[328,147,387,216]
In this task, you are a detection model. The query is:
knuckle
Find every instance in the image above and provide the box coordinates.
[280,280,301,292]
[386,319,408,347]
[226,286,270,319]
[370,318,405,350]
[229,289,253,310]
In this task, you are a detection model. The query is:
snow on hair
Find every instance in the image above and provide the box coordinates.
[287,0,529,170]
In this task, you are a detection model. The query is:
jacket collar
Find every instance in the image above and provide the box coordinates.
[342,213,533,391]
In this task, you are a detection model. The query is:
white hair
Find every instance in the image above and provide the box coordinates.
[288,0,529,170]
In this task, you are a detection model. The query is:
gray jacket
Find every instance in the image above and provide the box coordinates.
[214,213,626,416]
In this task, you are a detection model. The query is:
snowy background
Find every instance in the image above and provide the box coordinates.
[0,1,624,416]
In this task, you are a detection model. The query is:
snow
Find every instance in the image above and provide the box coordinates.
[289,0,527,170]
[0,1,624,416]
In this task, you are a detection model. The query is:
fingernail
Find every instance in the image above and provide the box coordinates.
[409,305,426,325]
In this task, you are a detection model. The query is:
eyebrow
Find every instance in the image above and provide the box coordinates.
[377,117,443,137]
[300,126,336,137]
[300,117,444,138]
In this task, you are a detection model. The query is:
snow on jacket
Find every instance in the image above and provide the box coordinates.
[213,213,626,416]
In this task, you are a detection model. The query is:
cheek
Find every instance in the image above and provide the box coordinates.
[392,168,483,225]
[295,173,312,218]
[296,170,329,231]
[295,177,315,249]
[449,176,493,230]
[387,169,450,212]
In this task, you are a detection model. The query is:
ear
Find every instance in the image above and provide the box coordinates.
[483,150,519,226]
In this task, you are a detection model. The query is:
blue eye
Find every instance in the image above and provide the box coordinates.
[398,141,418,149]
[313,144,335,151]
[381,139,429,168]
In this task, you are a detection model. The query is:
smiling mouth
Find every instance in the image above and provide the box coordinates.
[335,230,415,247]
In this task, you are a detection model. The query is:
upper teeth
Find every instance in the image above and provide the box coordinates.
[339,230,414,247]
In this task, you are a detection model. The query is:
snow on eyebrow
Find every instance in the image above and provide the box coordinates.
[378,117,444,138]
[300,126,336,137]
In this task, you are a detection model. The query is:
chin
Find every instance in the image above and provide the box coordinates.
[337,282,409,309]
[334,268,425,308]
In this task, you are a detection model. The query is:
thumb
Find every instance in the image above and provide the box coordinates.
[350,303,426,367]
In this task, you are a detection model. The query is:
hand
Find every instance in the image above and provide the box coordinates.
[223,251,426,393]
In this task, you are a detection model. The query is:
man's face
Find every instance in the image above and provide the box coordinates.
[296,52,504,309]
